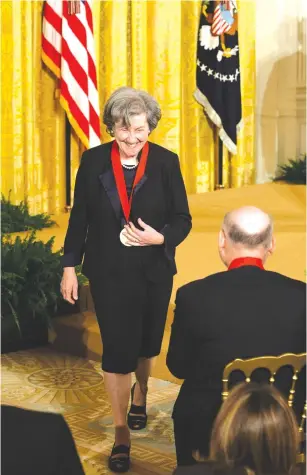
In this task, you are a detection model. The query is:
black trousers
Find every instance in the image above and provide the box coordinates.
[90,270,173,374]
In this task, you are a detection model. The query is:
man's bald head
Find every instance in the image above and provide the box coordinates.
[222,207,273,249]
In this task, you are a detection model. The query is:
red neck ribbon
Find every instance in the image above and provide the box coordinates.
[228,257,265,271]
[111,140,149,224]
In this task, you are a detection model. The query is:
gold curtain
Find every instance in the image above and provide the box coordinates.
[1,1,66,214]
[1,0,255,214]
[231,0,256,187]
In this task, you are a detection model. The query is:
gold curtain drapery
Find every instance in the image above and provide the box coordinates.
[1,0,255,214]
[1,0,66,214]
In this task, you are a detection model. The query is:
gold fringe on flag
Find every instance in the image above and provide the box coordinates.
[68,1,81,15]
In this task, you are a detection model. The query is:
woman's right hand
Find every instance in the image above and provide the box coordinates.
[61,267,78,304]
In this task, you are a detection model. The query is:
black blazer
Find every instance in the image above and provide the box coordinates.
[1,405,84,475]
[167,267,306,422]
[63,141,191,281]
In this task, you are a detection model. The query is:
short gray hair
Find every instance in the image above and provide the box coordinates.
[223,212,273,249]
[103,87,161,136]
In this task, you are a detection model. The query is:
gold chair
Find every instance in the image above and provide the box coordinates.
[222,352,306,463]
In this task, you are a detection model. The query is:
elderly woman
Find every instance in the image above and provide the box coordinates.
[61,87,192,472]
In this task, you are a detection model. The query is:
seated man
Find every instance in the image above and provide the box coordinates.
[166,206,306,466]
[1,405,85,475]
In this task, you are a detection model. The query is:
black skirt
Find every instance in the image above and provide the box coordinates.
[89,249,173,374]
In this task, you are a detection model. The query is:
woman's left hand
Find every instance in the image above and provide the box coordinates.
[123,218,165,246]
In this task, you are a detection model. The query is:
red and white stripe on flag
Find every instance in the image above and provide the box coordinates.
[211,2,232,36]
[42,0,101,149]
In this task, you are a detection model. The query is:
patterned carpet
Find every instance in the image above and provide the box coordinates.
[1,346,179,474]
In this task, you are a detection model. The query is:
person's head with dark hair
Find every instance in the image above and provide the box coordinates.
[218,207,275,267]
[210,383,299,475]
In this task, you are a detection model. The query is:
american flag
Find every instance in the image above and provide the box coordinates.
[211,1,234,36]
[42,0,101,149]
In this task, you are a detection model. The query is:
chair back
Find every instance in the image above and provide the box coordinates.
[222,352,306,433]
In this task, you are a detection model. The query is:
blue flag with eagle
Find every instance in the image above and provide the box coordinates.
[194,0,242,154]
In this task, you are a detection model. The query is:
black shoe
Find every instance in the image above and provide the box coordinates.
[108,444,131,473]
[127,383,148,430]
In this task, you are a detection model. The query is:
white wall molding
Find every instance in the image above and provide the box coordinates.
[255,0,306,183]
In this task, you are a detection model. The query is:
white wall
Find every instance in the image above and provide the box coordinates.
[255,0,306,183]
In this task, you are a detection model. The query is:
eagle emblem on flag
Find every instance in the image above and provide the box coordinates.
[200,1,239,61]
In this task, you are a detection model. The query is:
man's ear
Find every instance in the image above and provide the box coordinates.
[218,229,226,249]
[267,235,276,256]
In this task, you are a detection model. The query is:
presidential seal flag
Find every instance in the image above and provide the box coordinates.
[194,0,242,154]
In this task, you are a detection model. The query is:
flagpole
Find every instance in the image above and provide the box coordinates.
[214,127,224,190]
[65,115,71,212]
[218,137,224,188]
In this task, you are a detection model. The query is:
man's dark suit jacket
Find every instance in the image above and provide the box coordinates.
[166,266,306,453]
[1,405,84,475]
[62,141,191,283]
